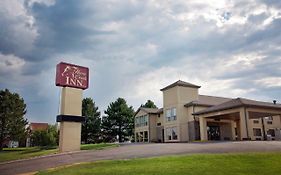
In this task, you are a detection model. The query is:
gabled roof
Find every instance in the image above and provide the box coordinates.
[185,95,232,107]
[141,107,159,114]
[193,98,281,115]
[29,123,48,131]
[134,107,163,117]
[160,80,201,91]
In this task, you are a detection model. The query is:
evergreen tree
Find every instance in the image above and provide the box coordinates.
[0,89,28,150]
[141,100,157,108]
[81,98,101,144]
[101,98,134,142]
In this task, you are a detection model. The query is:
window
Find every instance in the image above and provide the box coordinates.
[253,128,262,137]
[145,115,148,126]
[267,129,275,137]
[265,116,273,124]
[140,116,144,127]
[265,116,273,120]
[166,108,176,121]
[268,116,273,120]
[136,133,139,142]
[135,117,140,127]
[157,123,161,126]
[166,109,171,121]
[166,127,178,140]
[253,120,259,124]
[135,115,149,127]
[171,107,177,120]
[144,131,148,142]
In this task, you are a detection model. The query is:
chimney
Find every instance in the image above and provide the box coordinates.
[273,100,277,104]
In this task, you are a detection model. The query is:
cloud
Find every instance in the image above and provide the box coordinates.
[0,0,38,56]
[26,0,56,7]
[0,0,281,123]
[0,53,26,74]
[255,77,281,88]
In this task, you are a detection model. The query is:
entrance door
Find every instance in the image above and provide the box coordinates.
[207,126,221,140]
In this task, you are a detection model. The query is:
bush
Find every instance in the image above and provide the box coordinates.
[30,125,58,147]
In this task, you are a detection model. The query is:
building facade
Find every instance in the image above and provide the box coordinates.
[134,80,281,142]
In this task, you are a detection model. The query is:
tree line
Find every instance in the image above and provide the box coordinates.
[0,89,157,149]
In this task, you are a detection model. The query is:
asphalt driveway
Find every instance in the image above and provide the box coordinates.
[1,141,281,175]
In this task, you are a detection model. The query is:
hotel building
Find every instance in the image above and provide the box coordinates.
[134,80,281,142]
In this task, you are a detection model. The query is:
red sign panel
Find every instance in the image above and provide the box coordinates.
[56,62,89,90]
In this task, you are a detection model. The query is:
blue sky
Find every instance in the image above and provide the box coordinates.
[1,0,281,124]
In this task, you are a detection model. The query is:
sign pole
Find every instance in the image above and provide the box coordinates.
[55,62,89,153]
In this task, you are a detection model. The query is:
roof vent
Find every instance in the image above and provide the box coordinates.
[273,100,277,104]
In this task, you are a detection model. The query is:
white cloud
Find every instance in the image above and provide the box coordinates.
[0,53,25,73]
[1,0,281,123]
[223,53,265,68]
[0,0,38,54]
[27,0,56,7]
[255,77,281,88]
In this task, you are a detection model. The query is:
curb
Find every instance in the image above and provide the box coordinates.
[0,150,84,166]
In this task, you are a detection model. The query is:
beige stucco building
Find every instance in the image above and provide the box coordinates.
[134,80,281,142]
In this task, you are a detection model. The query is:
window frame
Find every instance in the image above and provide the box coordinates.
[166,127,178,141]
[166,108,176,121]
[253,128,262,137]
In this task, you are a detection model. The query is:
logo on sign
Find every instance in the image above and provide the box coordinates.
[56,62,89,89]
[61,66,87,87]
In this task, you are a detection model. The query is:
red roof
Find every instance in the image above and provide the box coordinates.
[29,123,48,131]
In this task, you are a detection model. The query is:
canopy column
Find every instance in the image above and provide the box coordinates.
[239,108,250,140]
[199,117,207,141]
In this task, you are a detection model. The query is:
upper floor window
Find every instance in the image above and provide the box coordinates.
[267,121,273,125]
[135,115,148,127]
[265,116,273,120]
[166,108,176,121]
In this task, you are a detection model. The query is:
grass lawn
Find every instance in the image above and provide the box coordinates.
[80,143,118,150]
[37,153,281,175]
[0,143,118,163]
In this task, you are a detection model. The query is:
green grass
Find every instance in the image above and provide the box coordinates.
[0,143,118,163]
[80,143,118,150]
[0,146,58,163]
[37,153,281,175]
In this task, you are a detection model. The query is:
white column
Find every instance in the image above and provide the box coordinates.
[239,108,249,140]
[230,121,236,141]
[199,117,208,141]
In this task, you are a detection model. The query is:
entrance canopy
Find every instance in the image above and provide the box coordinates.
[193,98,281,141]
[193,98,281,119]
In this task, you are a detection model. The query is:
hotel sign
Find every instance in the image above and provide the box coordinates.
[56,62,89,90]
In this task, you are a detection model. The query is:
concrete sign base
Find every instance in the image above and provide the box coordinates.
[59,122,82,152]
[57,87,83,153]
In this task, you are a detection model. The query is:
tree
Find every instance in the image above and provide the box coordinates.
[101,98,134,142]
[141,100,157,108]
[0,89,28,150]
[81,98,101,144]
[30,125,58,147]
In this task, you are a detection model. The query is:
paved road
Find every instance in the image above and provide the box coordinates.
[1,141,281,175]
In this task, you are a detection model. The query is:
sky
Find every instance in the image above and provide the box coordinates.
[1,0,281,124]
